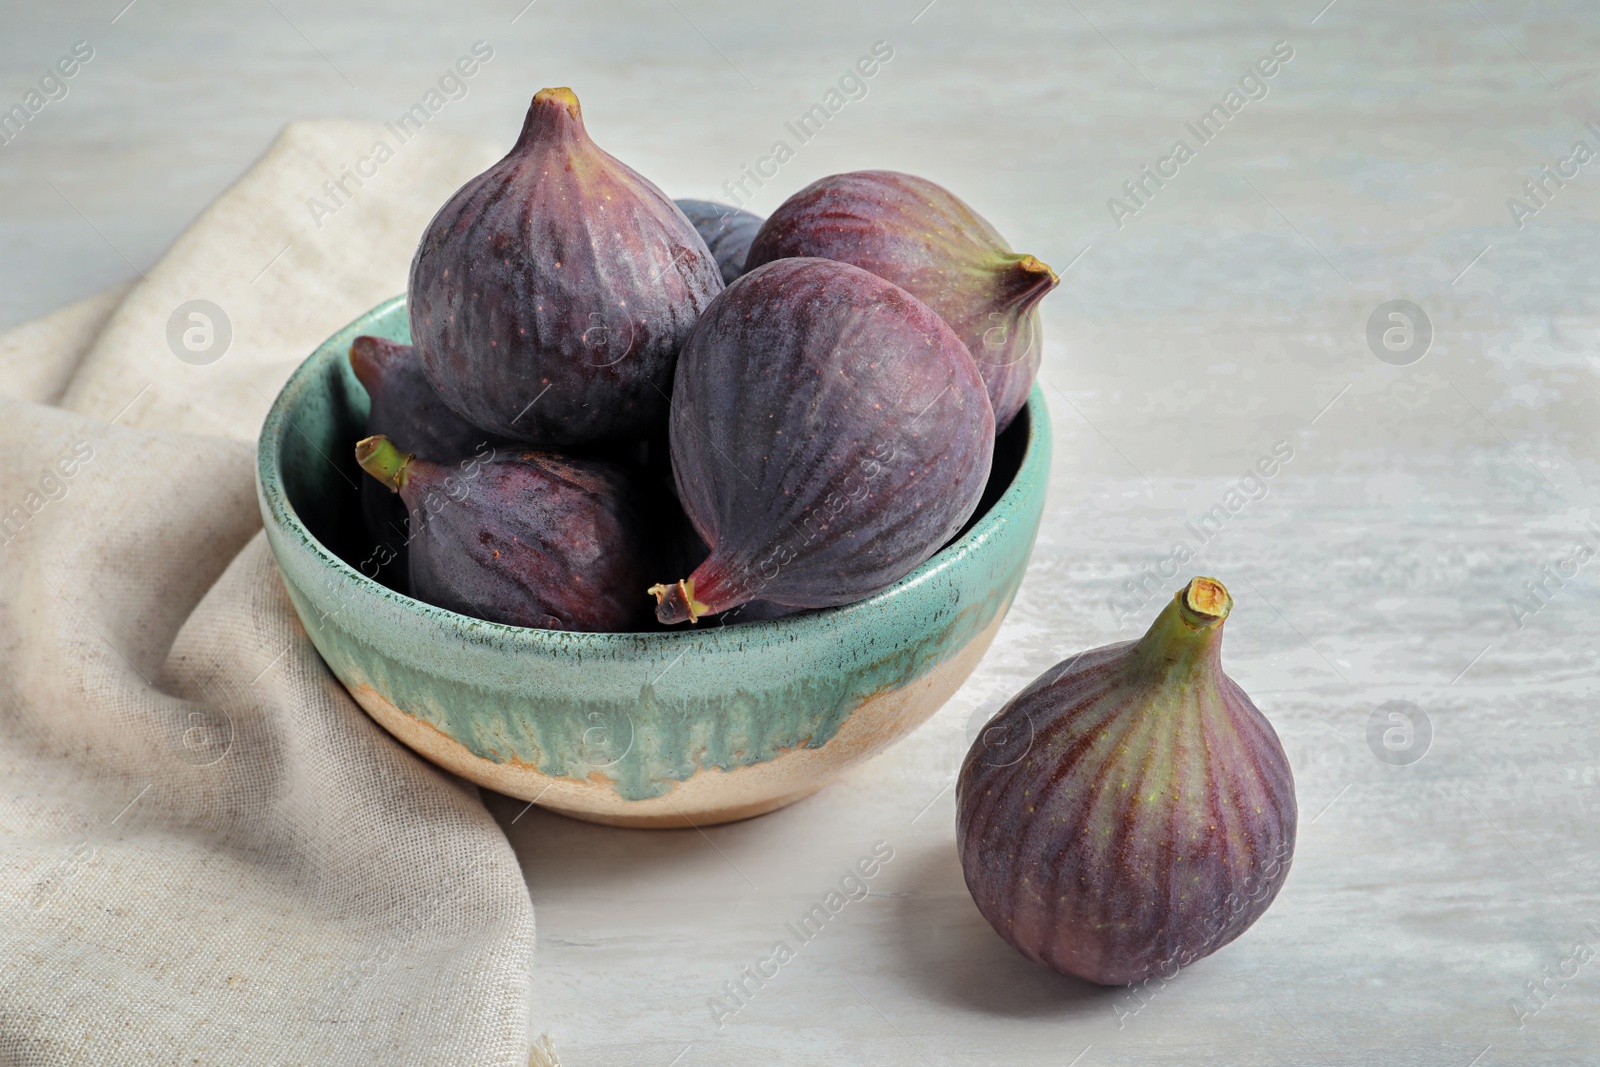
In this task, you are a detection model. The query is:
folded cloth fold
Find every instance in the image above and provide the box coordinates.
[0,121,537,1066]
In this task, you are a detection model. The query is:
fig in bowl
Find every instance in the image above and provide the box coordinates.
[256,296,1051,827]
[650,257,994,625]
[353,435,655,633]
[409,87,722,447]
[746,170,1059,433]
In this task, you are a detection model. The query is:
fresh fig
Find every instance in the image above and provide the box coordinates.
[350,335,502,555]
[674,199,763,285]
[354,435,652,632]
[745,170,1058,432]
[956,578,1296,986]
[649,257,994,625]
[410,86,723,446]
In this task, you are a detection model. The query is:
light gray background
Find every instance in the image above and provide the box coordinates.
[6,1,1599,1064]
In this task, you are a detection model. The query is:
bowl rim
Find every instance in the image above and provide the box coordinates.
[256,294,1052,653]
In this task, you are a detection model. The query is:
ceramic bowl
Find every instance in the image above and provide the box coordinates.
[256,295,1051,828]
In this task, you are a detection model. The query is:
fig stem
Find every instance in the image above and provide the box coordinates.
[355,435,414,494]
[1178,576,1232,629]
[996,254,1060,311]
[1126,576,1231,681]
[516,86,586,150]
[649,578,711,625]
[533,86,581,118]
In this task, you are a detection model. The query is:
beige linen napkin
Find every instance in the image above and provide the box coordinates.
[1,122,541,1065]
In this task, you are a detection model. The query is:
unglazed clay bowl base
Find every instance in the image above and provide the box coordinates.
[257,296,1051,828]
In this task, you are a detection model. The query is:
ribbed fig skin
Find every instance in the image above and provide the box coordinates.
[745,170,1058,433]
[654,257,994,623]
[956,582,1296,986]
[410,87,723,446]
[674,199,764,285]
[382,445,653,632]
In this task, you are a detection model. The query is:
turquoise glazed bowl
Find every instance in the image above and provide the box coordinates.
[257,296,1051,827]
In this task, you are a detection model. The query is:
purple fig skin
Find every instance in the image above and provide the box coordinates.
[354,435,654,632]
[714,599,808,625]
[956,578,1297,986]
[674,199,764,285]
[351,336,504,553]
[409,87,724,446]
[745,170,1059,433]
[649,257,994,625]
[350,336,502,460]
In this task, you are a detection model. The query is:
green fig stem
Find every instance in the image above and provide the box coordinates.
[649,578,711,625]
[1127,576,1232,683]
[996,254,1060,311]
[355,435,414,494]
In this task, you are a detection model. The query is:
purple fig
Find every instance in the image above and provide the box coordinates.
[354,435,653,632]
[409,87,723,446]
[674,199,764,285]
[956,578,1297,986]
[745,170,1059,432]
[648,257,994,625]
